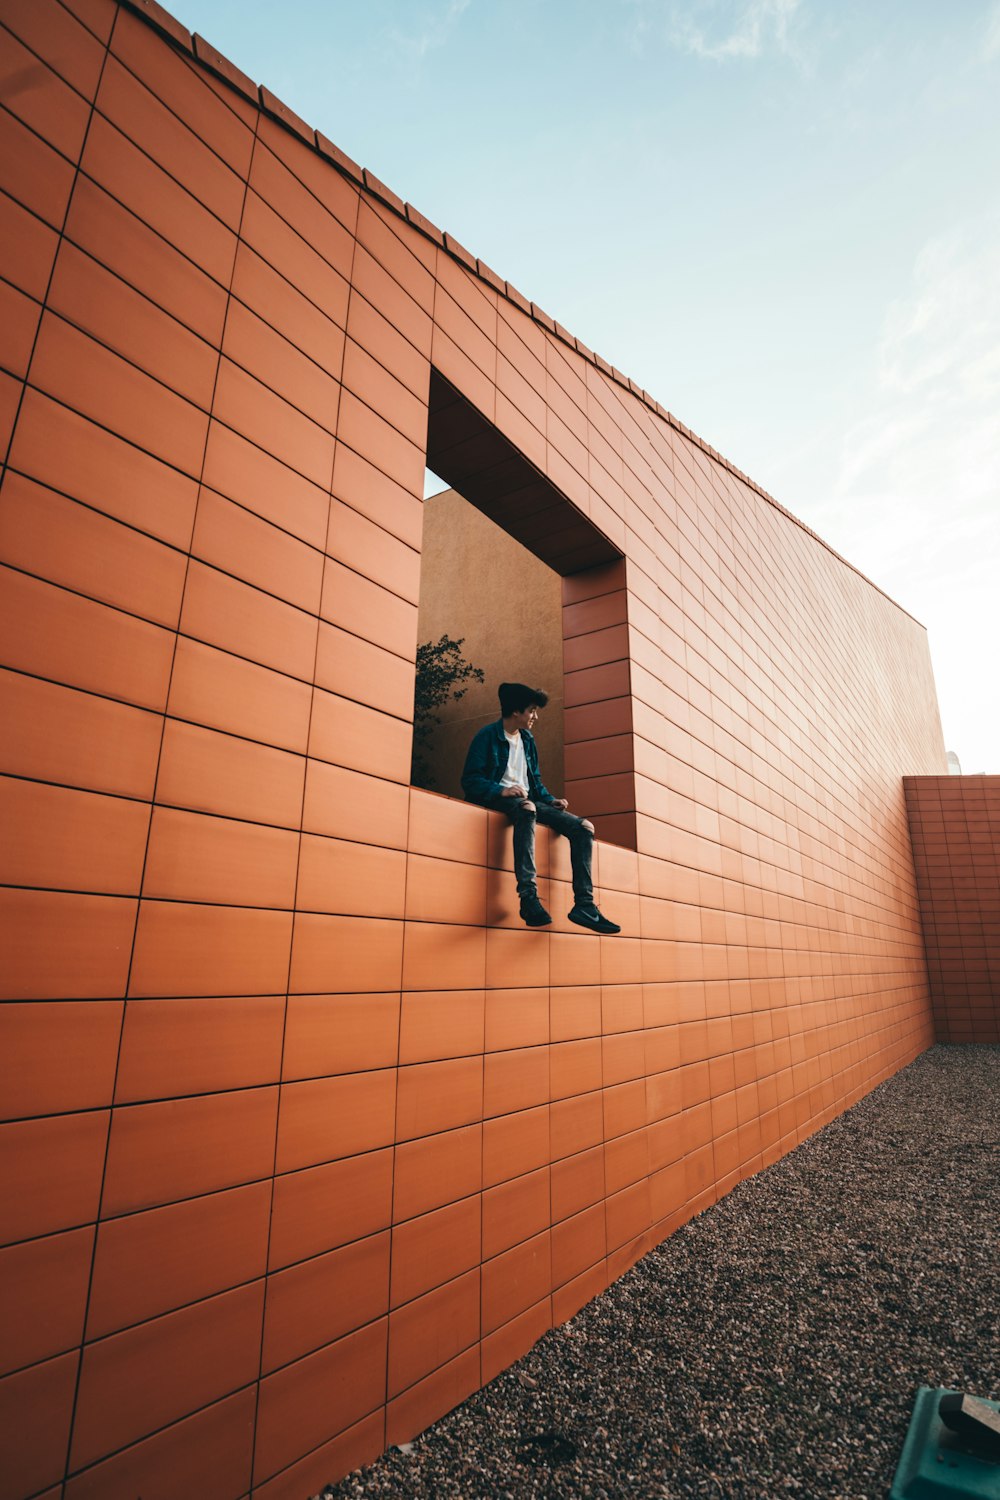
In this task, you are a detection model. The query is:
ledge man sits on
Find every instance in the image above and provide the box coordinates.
[462,681,621,934]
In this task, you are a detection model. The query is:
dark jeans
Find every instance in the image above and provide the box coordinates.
[488,795,594,906]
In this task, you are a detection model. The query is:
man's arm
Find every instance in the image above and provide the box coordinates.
[461,726,506,804]
[524,731,559,806]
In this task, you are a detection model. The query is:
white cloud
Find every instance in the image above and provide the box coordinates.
[983,1,1000,60]
[387,0,471,61]
[664,0,803,62]
[815,217,1000,769]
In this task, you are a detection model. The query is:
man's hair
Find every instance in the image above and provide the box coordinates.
[498,681,549,717]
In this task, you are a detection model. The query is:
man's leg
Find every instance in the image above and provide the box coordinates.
[486,795,540,901]
[535,805,621,934]
[535,805,594,906]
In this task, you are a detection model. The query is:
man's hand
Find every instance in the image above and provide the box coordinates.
[553,798,569,810]
[502,784,528,798]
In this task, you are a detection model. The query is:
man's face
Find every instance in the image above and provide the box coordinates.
[511,704,540,732]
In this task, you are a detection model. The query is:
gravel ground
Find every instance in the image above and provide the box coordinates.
[326,1044,1000,1500]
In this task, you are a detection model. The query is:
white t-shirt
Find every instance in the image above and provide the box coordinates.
[502,730,528,792]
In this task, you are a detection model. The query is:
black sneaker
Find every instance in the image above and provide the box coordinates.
[568,904,621,935]
[520,895,552,927]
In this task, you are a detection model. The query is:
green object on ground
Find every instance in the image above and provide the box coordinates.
[891,1387,1000,1499]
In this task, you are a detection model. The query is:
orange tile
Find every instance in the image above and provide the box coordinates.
[282,992,400,1080]
[309,687,412,784]
[96,53,247,225]
[0,1226,92,1377]
[0,469,187,627]
[63,1386,256,1500]
[30,312,210,476]
[240,188,349,333]
[404,852,488,927]
[70,1280,264,1471]
[550,1090,604,1161]
[262,1231,391,1373]
[142,806,299,908]
[320,553,418,659]
[101,1087,278,1215]
[179,560,318,682]
[249,131,355,281]
[47,239,218,409]
[212,357,336,491]
[191,485,325,614]
[341,335,427,447]
[167,636,312,752]
[397,989,484,1064]
[87,1181,270,1339]
[552,1202,607,1289]
[407,787,487,865]
[325,491,420,604]
[482,1230,551,1335]
[550,984,602,1041]
[200,419,330,550]
[551,1145,606,1224]
[605,1178,651,1253]
[221,298,343,433]
[0,1350,78,1500]
[605,1126,650,1195]
[486,924,550,989]
[129,900,293,998]
[269,1149,394,1272]
[335,388,424,495]
[483,1045,549,1118]
[550,1038,602,1101]
[482,1167,550,1259]
[550,934,604,989]
[484,987,549,1052]
[289,913,404,994]
[0,567,174,713]
[258,1321,388,1488]
[481,1296,551,1386]
[250,1412,384,1500]
[115,995,283,1104]
[0,668,162,801]
[297,835,407,919]
[231,240,347,379]
[395,1056,483,1142]
[387,1268,479,1398]
[392,1125,482,1223]
[390,1195,481,1308]
[276,1070,395,1173]
[552,1259,608,1327]
[156,717,305,828]
[605,1079,648,1142]
[401,920,487,991]
[0,1001,121,1121]
[0,888,137,1000]
[316,622,414,721]
[64,172,228,346]
[482,1105,549,1189]
[350,243,432,357]
[345,286,430,411]
[302,760,409,847]
[0,84,76,229]
[0,179,59,300]
[385,1345,480,1450]
[0,1109,108,1246]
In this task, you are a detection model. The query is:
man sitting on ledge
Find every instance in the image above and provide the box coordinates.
[462,681,621,934]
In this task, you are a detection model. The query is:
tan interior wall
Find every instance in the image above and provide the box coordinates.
[416,488,565,798]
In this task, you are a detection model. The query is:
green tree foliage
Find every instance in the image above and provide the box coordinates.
[411,634,484,790]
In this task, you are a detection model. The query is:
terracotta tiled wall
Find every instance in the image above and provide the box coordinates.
[904,777,1000,1044]
[0,1,947,1495]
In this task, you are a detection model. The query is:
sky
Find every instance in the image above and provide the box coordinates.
[173,0,1000,771]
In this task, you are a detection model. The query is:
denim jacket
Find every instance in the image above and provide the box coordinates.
[461,719,556,807]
